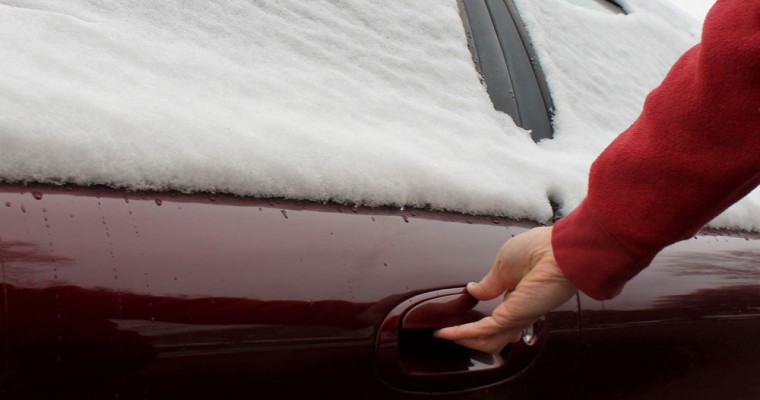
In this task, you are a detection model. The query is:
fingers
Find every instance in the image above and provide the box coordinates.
[468,227,552,301]
[437,253,578,354]
[434,316,521,354]
[435,290,527,341]
[437,227,575,354]
[466,274,506,302]
[466,243,520,301]
[450,331,518,354]
[435,316,505,340]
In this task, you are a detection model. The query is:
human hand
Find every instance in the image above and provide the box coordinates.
[434,227,577,354]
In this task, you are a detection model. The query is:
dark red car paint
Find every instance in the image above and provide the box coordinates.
[0,184,758,399]
[573,233,760,399]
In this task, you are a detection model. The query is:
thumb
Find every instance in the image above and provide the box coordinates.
[467,233,540,301]
[466,269,508,301]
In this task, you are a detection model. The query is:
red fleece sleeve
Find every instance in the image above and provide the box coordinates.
[552,0,760,300]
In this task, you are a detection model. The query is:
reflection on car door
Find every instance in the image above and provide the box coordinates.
[0,185,581,399]
[575,234,760,399]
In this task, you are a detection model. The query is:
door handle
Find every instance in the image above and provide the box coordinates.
[376,287,546,392]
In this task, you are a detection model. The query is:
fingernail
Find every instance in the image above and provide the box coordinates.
[466,282,477,291]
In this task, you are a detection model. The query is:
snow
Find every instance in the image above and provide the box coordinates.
[0,0,757,231]
[666,0,717,21]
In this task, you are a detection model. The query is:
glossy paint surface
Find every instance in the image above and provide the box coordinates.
[0,184,579,399]
[5,184,754,399]
[574,232,760,399]
[376,288,550,392]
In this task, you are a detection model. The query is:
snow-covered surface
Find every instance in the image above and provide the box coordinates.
[0,0,757,230]
[666,0,716,21]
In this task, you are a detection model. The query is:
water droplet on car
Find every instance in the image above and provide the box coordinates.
[32,191,43,200]
[20,205,26,213]
[402,216,409,223]
[371,217,376,222]
[155,199,163,206]
[4,202,10,207]
[209,196,216,202]
[280,210,288,219]
[383,263,388,267]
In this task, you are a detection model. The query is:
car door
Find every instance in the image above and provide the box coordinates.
[0,185,581,399]
[5,1,752,399]
[0,1,585,398]
[572,233,760,400]
[459,2,760,399]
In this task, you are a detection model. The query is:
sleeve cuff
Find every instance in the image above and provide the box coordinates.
[551,199,655,301]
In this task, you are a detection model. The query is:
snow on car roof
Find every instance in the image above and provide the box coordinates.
[0,0,757,230]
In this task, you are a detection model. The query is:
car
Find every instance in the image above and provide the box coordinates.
[1,0,759,399]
